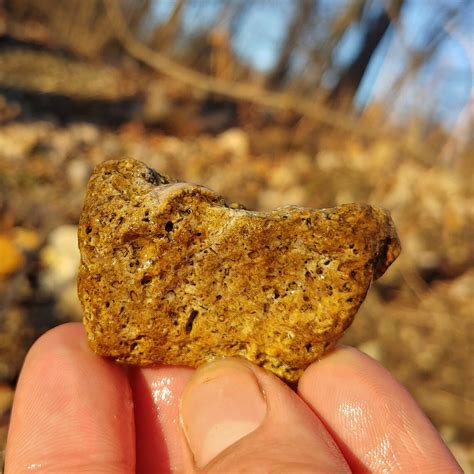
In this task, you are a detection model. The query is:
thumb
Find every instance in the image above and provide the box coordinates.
[179,358,349,473]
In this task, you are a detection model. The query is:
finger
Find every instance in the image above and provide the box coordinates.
[128,365,194,473]
[298,347,462,473]
[5,323,135,474]
[180,358,350,473]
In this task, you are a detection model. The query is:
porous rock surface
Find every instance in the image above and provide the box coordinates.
[78,159,400,383]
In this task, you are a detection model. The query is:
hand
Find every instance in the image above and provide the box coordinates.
[6,323,460,473]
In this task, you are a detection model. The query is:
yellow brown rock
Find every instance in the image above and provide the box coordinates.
[0,235,24,279]
[78,159,400,383]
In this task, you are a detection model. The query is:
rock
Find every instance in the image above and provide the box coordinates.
[12,227,41,252]
[0,307,32,382]
[56,283,83,322]
[40,225,79,292]
[0,384,13,420]
[143,80,172,125]
[0,383,13,467]
[0,95,20,123]
[78,159,400,383]
[0,235,24,278]
[66,159,92,190]
[357,339,382,361]
[258,186,306,211]
[0,122,50,161]
[445,442,473,474]
[216,128,249,158]
[40,225,82,319]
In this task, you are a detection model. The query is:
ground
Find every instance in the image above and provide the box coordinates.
[0,95,473,470]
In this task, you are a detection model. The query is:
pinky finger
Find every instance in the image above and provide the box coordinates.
[298,347,462,473]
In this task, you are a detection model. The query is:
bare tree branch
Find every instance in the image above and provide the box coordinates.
[104,0,386,139]
[266,0,315,89]
[307,0,365,92]
[149,0,186,52]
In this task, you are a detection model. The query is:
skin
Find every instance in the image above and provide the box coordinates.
[5,323,461,473]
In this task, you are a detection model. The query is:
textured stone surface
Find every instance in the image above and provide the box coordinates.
[78,159,400,383]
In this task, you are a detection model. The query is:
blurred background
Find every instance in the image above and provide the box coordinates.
[0,0,472,468]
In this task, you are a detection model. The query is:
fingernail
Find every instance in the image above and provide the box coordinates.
[180,359,266,467]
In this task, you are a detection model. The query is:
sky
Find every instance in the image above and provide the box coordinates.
[152,0,473,129]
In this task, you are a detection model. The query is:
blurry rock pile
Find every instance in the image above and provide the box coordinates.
[0,99,473,469]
